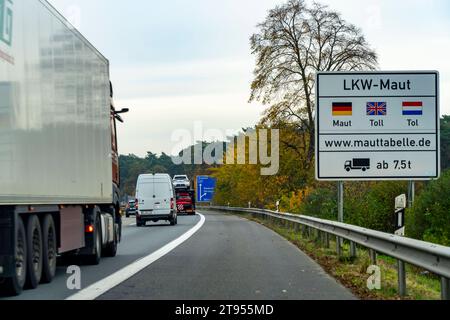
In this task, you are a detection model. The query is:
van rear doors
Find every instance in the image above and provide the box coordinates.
[136,175,173,215]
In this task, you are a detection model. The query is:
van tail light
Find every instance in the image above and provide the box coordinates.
[135,199,139,210]
[86,225,95,233]
[171,198,174,210]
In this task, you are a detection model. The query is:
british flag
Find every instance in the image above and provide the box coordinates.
[366,102,387,116]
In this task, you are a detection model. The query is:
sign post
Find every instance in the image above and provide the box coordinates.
[395,193,407,295]
[337,181,344,256]
[394,194,407,236]
[408,181,415,209]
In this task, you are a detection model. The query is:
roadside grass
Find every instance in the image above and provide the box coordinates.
[233,212,441,300]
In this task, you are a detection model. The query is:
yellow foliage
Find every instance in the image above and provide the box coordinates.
[283,187,313,212]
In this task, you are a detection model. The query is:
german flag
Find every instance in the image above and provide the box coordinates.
[332,102,353,116]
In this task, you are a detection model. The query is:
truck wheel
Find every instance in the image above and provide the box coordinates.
[85,216,102,265]
[0,217,27,296]
[104,220,118,258]
[41,215,57,283]
[25,215,43,289]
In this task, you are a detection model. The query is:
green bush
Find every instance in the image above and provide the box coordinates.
[363,181,408,233]
[299,181,407,233]
[299,187,337,221]
[407,170,450,246]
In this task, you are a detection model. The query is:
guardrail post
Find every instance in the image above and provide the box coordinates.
[397,260,407,297]
[319,231,325,246]
[336,236,342,257]
[324,232,330,248]
[315,229,321,245]
[369,249,377,265]
[441,277,450,300]
[350,241,357,258]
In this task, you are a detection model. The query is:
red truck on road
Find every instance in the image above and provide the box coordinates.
[175,190,196,215]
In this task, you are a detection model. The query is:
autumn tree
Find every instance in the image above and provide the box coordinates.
[250,0,378,168]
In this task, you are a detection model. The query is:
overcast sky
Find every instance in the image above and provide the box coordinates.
[48,0,450,157]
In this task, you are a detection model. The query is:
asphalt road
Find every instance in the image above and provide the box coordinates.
[99,210,355,300]
[4,210,355,300]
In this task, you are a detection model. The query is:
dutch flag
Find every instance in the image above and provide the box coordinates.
[402,102,423,116]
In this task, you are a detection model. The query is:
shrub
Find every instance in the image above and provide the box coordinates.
[299,181,408,233]
[407,170,450,246]
[363,181,408,233]
[299,187,337,221]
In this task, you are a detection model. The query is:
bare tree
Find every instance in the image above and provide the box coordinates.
[250,0,378,168]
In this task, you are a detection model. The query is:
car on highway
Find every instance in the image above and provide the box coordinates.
[173,175,191,189]
[135,174,178,227]
[125,199,137,217]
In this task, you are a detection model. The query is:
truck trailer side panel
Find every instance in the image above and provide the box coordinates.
[0,0,112,205]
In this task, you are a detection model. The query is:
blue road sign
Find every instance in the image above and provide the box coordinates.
[196,176,216,203]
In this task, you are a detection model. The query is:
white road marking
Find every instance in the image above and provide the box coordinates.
[66,213,206,300]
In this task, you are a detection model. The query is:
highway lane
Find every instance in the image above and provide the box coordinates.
[3,215,201,300]
[99,210,356,300]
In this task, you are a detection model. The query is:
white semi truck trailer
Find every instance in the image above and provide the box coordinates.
[0,0,128,295]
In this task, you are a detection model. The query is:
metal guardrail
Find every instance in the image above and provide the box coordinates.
[206,206,450,300]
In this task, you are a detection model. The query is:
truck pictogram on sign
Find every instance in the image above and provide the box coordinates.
[344,159,371,172]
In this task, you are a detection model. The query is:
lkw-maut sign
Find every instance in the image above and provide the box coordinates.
[315,71,440,181]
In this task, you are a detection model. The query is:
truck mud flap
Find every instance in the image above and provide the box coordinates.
[0,208,15,277]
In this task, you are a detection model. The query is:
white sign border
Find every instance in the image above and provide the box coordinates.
[315,71,440,181]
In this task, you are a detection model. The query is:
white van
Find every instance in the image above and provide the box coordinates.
[135,174,177,227]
